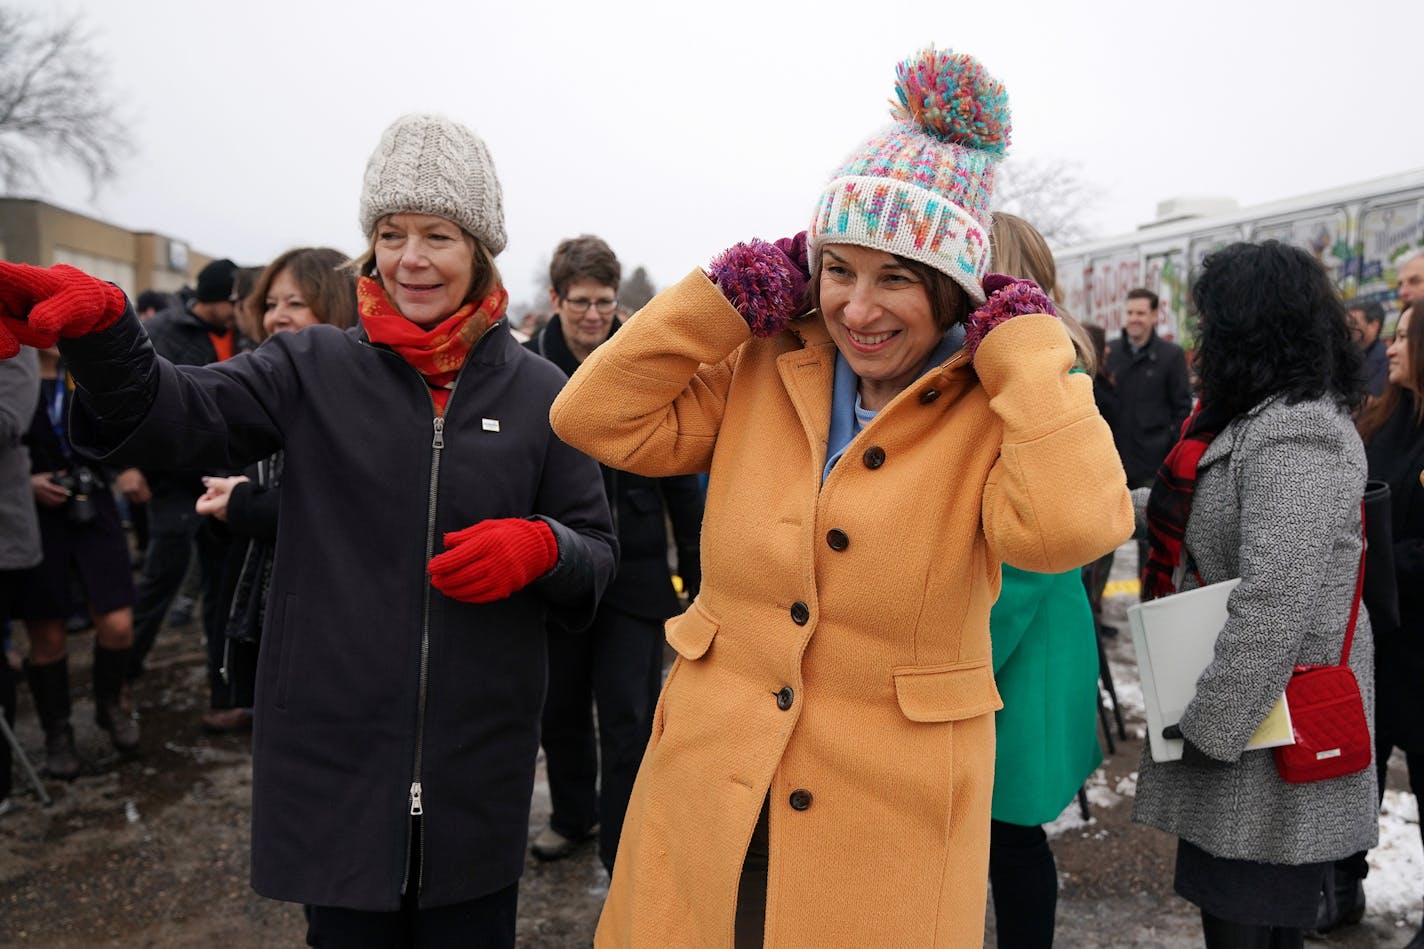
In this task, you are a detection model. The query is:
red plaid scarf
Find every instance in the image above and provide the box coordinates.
[1141,404,1221,600]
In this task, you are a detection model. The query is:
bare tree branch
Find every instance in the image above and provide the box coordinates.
[992,158,1103,247]
[0,6,128,197]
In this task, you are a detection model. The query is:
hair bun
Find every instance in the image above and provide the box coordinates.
[890,47,1010,157]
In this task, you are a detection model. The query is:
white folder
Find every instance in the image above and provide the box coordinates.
[1128,577,1292,763]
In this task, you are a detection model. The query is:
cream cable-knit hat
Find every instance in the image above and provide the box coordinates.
[358,113,507,255]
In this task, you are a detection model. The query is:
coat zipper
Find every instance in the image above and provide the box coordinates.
[402,410,444,896]
[359,344,448,897]
[360,328,505,899]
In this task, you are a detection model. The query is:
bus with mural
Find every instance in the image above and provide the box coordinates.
[1054,167,1424,347]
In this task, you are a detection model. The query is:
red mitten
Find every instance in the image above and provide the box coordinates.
[428,517,559,604]
[963,273,1057,361]
[0,262,128,357]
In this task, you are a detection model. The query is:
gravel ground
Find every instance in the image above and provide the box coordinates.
[1,543,1421,946]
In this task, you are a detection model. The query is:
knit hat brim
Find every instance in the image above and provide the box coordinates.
[809,176,990,305]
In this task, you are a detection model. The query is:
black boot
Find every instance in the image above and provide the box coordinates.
[24,657,80,779]
[1314,863,1366,933]
[93,645,139,753]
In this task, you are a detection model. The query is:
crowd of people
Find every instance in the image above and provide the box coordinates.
[0,40,1422,949]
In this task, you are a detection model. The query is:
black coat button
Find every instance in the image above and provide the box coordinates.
[775,686,794,711]
[826,529,849,551]
[863,446,886,469]
[920,389,940,404]
[790,601,810,625]
[789,789,813,811]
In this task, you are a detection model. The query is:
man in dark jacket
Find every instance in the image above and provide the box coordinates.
[1347,300,1388,397]
[525,235,704,873]
[123,258,246,731]
[1106,288,1193,581]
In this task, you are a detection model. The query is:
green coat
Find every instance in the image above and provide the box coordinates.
[990,565,1104,826]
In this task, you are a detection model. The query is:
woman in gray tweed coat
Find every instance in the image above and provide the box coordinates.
[1132,241,1378,948]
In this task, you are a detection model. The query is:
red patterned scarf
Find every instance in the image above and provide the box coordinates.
[1141,403,1223,600]
[357,276,508,410]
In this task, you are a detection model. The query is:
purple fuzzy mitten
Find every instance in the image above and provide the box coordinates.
[963,273,1057,361]
[707,237,807,338]
[772,232,812,282]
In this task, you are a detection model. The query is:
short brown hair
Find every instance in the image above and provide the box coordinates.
[549,235,621,299]
[808,247,970,333]
[1127,287,1159,309]
[245,247,358,343]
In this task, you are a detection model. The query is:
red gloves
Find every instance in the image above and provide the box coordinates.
[0,261,128,359]
[428,517,559,604]
[963,273,1058,361]
[707,232,810,338]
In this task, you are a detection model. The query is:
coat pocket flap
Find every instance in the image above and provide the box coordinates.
[892,660,1003,722]
[665,602,718,660]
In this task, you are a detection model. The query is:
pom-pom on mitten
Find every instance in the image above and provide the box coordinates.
[707,237,808,338]
[963,273,1057,361]
[428,517,559,604]
[0,261,128,358]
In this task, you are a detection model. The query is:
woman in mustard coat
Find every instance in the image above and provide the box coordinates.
[551,48,1132,949]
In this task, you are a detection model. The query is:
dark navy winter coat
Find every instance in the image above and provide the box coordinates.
[60,310,617,911]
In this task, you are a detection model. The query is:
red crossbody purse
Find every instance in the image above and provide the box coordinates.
[1273,504,1372,784]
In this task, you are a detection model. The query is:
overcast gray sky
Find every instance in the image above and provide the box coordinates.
[10,0,1422,309]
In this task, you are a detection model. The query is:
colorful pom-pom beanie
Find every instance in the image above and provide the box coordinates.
[809,47,1011,305]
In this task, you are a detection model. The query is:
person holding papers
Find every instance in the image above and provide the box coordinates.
[1131,241,1378,948]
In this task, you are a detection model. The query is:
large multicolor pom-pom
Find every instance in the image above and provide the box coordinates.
[891,46,1011,157]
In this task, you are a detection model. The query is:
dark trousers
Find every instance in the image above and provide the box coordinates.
[305,882,518,948]
[734,798,770,949]
[128,491,230,704]
[989,820,1058,948]
[0,658,13,802]
[0,569,25,800]
[1201,909,1303,948]
[540,605,663,872]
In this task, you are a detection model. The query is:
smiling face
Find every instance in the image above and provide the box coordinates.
[549,277,618,363]
[1124,297,1156,346]
[261,267,320,336]
[1388,306,1415,391]
[818,244,943,411]
[373,213,476,326]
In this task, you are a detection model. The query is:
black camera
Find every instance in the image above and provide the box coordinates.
[50,466,99,526]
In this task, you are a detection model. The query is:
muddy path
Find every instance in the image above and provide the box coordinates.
[2,565,1420,947]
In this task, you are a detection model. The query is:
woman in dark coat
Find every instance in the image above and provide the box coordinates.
[194,246,358,732]
[0,113,616,948]
[18,345,139,774]
[1334,301,1424,948]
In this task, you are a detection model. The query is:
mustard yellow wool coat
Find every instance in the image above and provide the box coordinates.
[550,271,1133,948]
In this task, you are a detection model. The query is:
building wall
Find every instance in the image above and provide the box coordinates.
[0,198,211,299]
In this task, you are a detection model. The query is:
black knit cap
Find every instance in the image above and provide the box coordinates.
[195,258,239,303]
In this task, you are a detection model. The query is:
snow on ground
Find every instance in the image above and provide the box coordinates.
[1369,788,1424,929]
